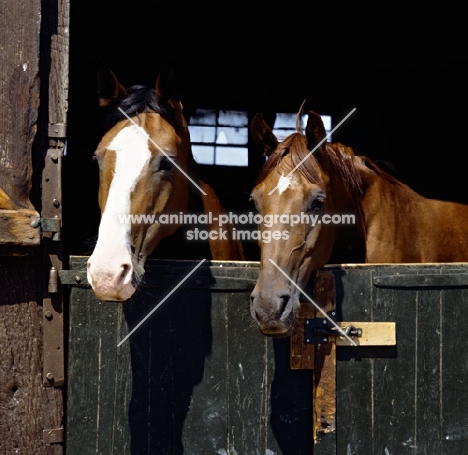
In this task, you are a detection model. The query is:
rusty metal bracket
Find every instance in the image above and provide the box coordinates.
[41,143,65,387]
[48,122,67,138]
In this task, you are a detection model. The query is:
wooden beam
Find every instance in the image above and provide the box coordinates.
[312,271,337,453]
[290,303,316,369]
[0,209,40,246]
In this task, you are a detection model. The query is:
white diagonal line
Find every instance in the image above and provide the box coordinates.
[118,107,207,195]
[268,259,357,346]
[267,108,356,195]
[117,259,206,346]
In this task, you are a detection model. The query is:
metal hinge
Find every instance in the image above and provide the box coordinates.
[48,123,67,138]
[43,266,64,386]
[41,143,64,386]
[40,217,61,241]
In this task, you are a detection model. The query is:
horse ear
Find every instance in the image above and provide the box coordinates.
[305,110,327,151]
[250,113,278,157]
[98,68,128,108]
[154,64,183,109]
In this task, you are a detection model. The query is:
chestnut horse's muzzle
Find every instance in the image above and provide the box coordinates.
[250,286,297,337]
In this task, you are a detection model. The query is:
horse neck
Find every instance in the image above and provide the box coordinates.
[327,171,367,264]
[358,164,429,262]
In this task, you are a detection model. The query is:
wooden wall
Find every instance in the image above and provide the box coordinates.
[0,0,68,453]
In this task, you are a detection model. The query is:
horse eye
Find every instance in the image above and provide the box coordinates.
[158,156,175,171]
[308,197,325,212]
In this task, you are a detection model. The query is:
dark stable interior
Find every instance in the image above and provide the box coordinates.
[65,2,468,261]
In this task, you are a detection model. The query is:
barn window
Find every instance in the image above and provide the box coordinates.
[188,110,332,166]
[189,109,249,166]
[272,113,333,142]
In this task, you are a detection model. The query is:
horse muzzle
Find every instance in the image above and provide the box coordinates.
[250,287,298,337]
[87,257,137,302]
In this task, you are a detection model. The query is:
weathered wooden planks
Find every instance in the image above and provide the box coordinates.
[333,264,468,455]
[66,258,314,455]
[66,259,468,454]
[0,209,40,246]
[0,0,40,210]
[0,254,63,455]
[0,0,68,453]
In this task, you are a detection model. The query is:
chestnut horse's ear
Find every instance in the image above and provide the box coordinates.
[305,110,327,152]
[97,68,128,108]
[250,113,279,157]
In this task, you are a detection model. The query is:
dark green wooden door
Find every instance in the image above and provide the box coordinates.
[65,259,468,454]
[323,263,468,455]
[65,257,313,455]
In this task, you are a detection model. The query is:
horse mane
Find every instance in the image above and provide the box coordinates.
[362,155,402,184]
[101,85,178,131]
[255,133,364,197]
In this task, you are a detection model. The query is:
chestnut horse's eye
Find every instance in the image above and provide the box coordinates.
[158,156,175,172]
[308,197,325,212]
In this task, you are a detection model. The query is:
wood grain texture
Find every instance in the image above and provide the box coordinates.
[0,0,41,209]
[0,255,62,455]
[334,264,468,455]
[290,303,316,370]
[66,258,314,454]
[0,0,68,452]
[313,271,337,454]
[66,259,468,453]
[0,209,40,246]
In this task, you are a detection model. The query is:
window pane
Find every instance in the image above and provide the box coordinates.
[274,113,298,129]
[215,127,248,145]
[189,125,216,143]
[192,145,214,165]
[215,146,248,166]
[218,110,248,127]
[190,109,217,125]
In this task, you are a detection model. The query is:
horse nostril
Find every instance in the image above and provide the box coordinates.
[277,293,291,317]
[255,310,262,322]
[117,263,132,287]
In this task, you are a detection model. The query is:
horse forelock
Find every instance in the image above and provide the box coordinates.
[255,133,319,185]
[102,85,178,131]
[255,134,364,198]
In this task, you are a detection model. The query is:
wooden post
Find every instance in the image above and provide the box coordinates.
[0,0,68,453]
[312,271,337,453]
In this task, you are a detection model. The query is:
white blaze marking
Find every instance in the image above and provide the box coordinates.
[278,174,293,194]
[95,125,151,259]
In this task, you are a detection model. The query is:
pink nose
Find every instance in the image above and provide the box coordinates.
[87,259,136,301]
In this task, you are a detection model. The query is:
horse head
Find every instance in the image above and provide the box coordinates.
[249,108,364,336]
[87,68,195,301]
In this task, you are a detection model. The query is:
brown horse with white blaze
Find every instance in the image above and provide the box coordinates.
[87,69,244,301]
[250,107,468,336]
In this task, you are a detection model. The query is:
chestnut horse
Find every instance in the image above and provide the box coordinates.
[249,107,468,336]
[87,69,244,301]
